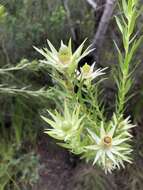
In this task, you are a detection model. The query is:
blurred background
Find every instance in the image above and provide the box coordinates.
[0,0,143,189]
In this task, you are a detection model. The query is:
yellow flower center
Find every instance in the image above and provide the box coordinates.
[82,63,91,74]
[58,46,71,64]
[103,136,112,147]
[62,121,70,131]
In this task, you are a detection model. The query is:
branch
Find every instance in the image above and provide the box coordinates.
[0,86,51,99]
[86,0,97,10]
[92,0,117,49]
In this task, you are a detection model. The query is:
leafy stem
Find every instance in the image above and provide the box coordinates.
[115,0,142,115]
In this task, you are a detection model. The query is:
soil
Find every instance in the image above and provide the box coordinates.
[34,135,80,190]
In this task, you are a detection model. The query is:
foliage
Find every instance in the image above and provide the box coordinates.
[0,4,7,20]
[115,0,143,115]
[35,0,142,174]
[0,141,39,190]
[0,52,52,189]
[0,59,46,188]
[0,0,94,64]
[0,0,143,189]
[0,94,42,189]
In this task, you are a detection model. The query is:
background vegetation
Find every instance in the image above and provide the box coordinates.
[0,0,143,189]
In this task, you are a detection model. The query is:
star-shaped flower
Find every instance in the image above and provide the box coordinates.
[34,39,94,75]
[85,114,134,173]
[41,102,85,142]
[77,63,107,84]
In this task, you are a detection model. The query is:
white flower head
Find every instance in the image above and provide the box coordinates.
[77,62,107,83]
[41,102,85,142]
[34,39,94,75]
[85,115,134,173]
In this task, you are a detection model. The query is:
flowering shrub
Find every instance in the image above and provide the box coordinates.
[35,0,142,173]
